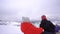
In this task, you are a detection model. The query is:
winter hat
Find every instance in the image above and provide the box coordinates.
[22,17,30,22]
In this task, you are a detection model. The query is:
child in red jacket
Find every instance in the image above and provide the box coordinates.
[21,21,44,34]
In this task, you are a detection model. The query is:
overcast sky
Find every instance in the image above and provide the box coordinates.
[0,0,60,21]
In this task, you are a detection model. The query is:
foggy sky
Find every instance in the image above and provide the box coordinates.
[0,0,60,21]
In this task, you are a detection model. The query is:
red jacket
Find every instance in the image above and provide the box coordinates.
[21,22,43,34]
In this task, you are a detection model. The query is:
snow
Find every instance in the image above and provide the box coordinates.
[0,21,60,34]
[0,22,24,34]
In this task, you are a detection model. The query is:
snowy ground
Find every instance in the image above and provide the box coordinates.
[0,21,60,34]
[0,22,24,34]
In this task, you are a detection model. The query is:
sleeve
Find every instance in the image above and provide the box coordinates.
[49,21,55,29]
[40,21,44,28]
[21,23,26,33]
[40,21,43,27]
[48,21,55,31]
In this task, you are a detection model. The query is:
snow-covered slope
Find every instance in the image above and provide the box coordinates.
[0,22,24,34]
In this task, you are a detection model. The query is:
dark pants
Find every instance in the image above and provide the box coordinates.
[42,31,56,34]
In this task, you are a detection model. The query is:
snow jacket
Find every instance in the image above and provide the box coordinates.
[21,22,43,34]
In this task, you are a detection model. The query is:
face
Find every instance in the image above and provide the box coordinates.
[41,15,46,20]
